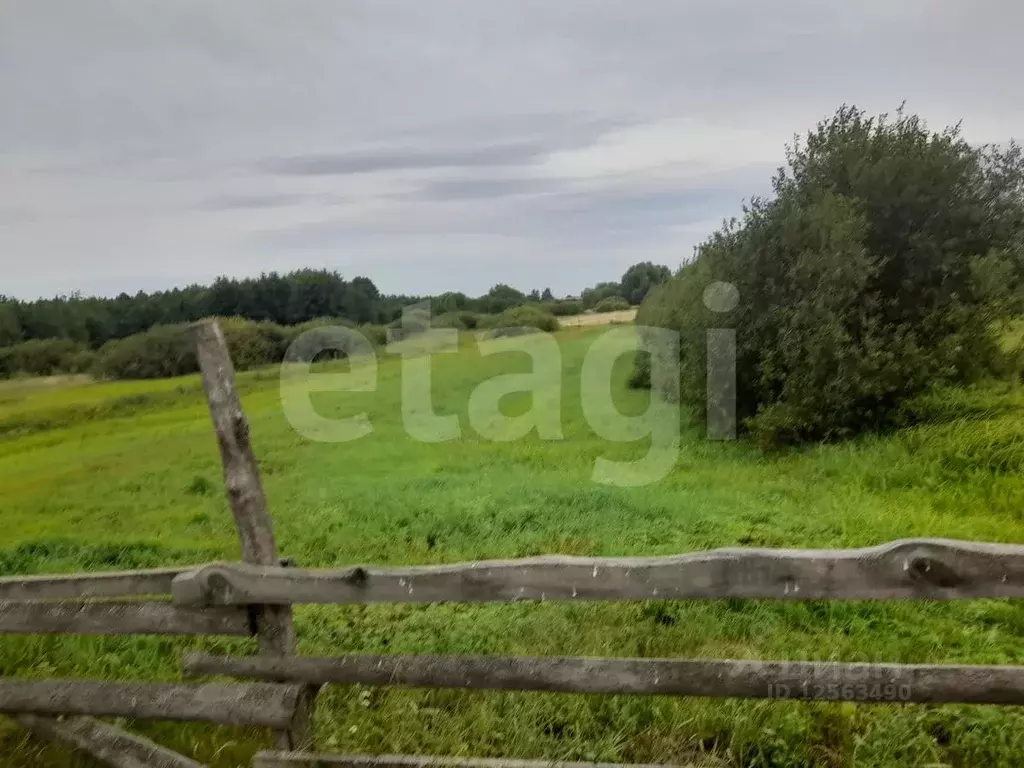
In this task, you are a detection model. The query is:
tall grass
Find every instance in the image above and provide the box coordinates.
[1,328,1024,767]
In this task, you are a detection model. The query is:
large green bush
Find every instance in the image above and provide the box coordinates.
[636,106,1024,446]
[219,317,290,370]
[93,324,198,379]
[0,339,94,378]
[619,262,671,305]
[433,311,480,330]
[485,305,560,337]
[594,296,631,312]
[283,316,384,361]
[95,317,290,379]
[544,300,584,317]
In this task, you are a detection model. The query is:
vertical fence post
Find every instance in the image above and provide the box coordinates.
[193,319,315,750]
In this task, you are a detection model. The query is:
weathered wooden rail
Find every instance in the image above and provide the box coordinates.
[2,319,1022,767]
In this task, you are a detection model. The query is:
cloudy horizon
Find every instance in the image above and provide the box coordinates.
[2,1,1022,301]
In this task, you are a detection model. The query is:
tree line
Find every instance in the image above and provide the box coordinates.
[0,262,673,380]
[0,262,671,350]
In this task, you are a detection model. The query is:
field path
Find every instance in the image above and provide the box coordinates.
[558,308,637,327]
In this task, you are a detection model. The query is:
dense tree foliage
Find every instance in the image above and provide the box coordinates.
[619,262,672,305]
[581,262,672,308]
[0,270,392,350]
[636,106,1024,446]
[0,261,670,379]
[2,260,669,353]
[580,281,623,309]
[486,305,560,337]
[594,296,632,313]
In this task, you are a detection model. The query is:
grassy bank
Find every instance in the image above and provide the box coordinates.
[1,327,1023,767]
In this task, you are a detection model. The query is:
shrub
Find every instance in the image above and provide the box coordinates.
[485,305,560,338]
[96,317,302,379]
[359,324,389,347]
[544,300,584,316]
[594,296,631,313]
[620,262,672,305]
[433,311,480,330]
[0,338,94,378]
[93,324,197,379]
[581,282,621,309]
[636,106,1024,447]
[387,307,432,341]
[219,317,290,370]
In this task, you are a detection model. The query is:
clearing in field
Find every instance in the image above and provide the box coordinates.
[2,326,1024,767]
[558,309,638,327]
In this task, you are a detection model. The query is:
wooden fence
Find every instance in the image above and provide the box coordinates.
[1,319,1023,767]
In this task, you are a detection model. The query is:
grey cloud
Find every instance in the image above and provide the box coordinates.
[198,192,311,210]
[408,177,564,201]
[261,142,547,176]
[1,0,1023,299]
[256,162,772,252]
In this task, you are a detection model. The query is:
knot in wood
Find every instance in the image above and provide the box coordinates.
[231,413,250,444]
[344,567,368,586]
[207,572,238,603]
[908,555,963,588]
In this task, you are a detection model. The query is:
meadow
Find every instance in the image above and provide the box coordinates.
[1,326,1024,767]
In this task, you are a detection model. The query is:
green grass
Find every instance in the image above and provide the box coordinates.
[2,327,1024,767]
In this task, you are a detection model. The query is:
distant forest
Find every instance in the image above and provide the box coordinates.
[0,262,670,349]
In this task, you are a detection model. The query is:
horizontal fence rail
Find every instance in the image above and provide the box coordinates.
[172,539,1024,607]
[184,652,1024,706]
[17,714,206,768]
[0,679,302,728]
[0,600,253,636]
[0,566,193,601]
[255,754,681,768]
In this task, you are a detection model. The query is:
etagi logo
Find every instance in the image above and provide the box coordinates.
[279,287,738,487]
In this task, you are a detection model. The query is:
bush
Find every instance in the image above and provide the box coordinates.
[359,324,389,347]
[544,300,584,316]
[0,339,95,378]
[433,311,480,330]
[283,317,384,362]
[93,324,197,379]
[219,317,290,370]
[581,282,621,309]
[620,262,672,305]
[95,317,309,379]
[636,106,1024,447]
[387,307,432,341]
[594,296,631,312]
[485,305,560,338]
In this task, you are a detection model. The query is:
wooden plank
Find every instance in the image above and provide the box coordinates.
[184,652,1024,706]
[172,539,1024,606]
[0,600,251,636]
[0,567,189,602]
[193,319,307,749]
[17,714,205,768]
[0,678,301,727]
[255,753,677,768]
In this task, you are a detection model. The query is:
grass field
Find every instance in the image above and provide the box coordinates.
[2,326,1024,767]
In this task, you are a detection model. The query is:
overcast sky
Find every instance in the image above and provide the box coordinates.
[2,1,1022,300]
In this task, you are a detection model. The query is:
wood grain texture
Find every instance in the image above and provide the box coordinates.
[0,678,302,727]
[193,319,306,749]
[0,600,251,636]
[0,567,188,601]
[255,753,676,768]
[17,714,206,768]
[185,652,1024,705]
[172,539,1024,607]
[193,320,279,568]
